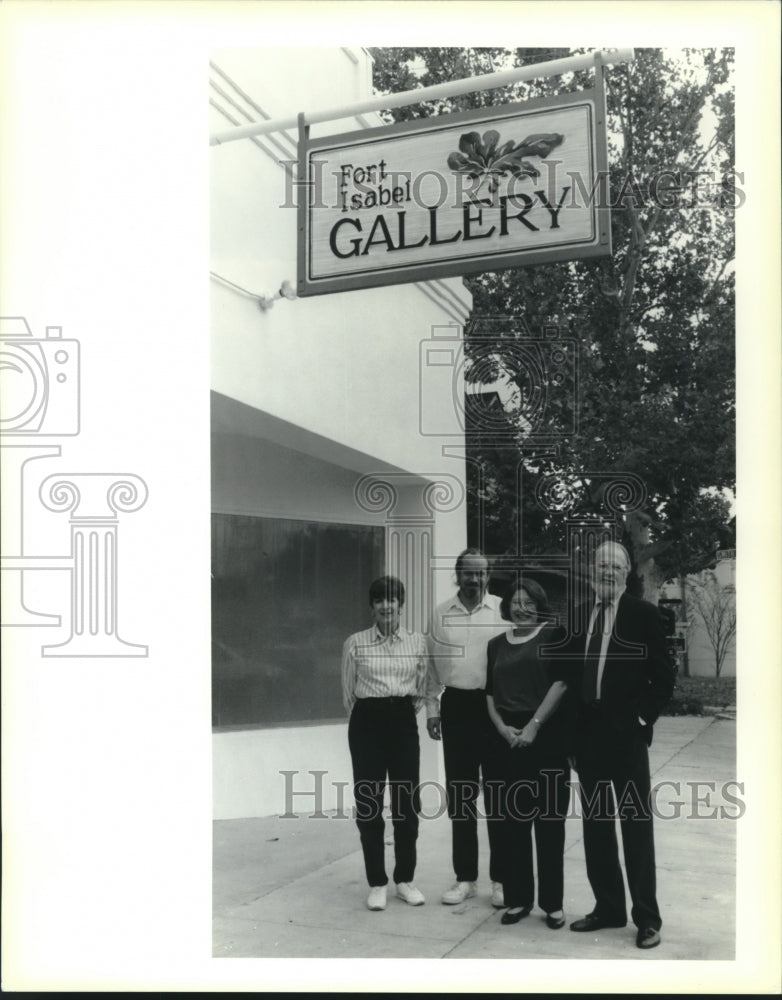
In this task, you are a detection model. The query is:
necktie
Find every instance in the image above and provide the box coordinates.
[582,603,606,704]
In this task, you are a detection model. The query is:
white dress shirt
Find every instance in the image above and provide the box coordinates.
[586,592,623,699]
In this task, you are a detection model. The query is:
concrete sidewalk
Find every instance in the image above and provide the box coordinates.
[213,716,736,960]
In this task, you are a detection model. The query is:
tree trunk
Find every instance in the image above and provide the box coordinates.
[679,574,690,677]
[625,510,667,604]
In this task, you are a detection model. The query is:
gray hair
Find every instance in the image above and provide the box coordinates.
[594,541,631,569]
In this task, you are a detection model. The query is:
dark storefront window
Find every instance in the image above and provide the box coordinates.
[212,514,384,728]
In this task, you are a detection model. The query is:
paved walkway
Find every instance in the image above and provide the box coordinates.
[213,716,736,961]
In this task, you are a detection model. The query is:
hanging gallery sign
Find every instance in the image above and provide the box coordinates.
[296,85,611,297]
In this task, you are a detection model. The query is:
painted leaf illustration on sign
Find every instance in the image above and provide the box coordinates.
[447,130,564,194]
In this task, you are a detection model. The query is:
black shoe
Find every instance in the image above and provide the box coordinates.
[636,927,661,949]
[501,904,532,925]
[569,911,627,932]
[545,912,566,929]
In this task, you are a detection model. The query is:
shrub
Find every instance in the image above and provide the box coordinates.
[660,674,735,716]
[662,693,704,717]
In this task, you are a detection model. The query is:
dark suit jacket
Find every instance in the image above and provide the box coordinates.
[570,592,675,746]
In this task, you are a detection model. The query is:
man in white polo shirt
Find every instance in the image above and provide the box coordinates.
[426,548,506,907]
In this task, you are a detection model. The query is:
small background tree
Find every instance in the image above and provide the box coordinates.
[687,569,736,676]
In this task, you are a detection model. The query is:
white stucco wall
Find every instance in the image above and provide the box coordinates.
[213,715,441,822]
[210,47,472,479]
[210,48,472,818]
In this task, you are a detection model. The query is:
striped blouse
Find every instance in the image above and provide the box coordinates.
[341,625,431,716]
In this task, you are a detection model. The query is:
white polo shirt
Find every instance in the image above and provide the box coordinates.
[426,591,505,717]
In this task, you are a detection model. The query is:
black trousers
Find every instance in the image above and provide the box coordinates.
[348,696,420,888]
[495,709,570,912]
[577,707,661,930]
[440,687,503,884]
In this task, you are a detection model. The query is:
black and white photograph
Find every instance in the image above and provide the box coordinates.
[1,1,780,994]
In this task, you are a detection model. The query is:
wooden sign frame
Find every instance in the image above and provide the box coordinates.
[297,71,611,298]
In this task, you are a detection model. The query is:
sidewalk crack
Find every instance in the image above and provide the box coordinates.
[650,717,715,778]
[439,906,499,958]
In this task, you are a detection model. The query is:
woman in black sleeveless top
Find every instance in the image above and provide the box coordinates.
[485,578,574,929]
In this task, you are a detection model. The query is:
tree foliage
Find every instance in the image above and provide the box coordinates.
[370,48,736,600]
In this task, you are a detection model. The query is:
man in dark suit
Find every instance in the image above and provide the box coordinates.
[568,541,675,950]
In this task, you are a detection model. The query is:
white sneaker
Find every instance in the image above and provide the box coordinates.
[490,881,505,908]
[396,882,425,906]
[441,881,478,905]
[367,885,387,910]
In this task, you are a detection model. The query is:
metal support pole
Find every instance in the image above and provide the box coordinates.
[210,48,634,146]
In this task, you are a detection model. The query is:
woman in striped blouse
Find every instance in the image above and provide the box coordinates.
[341,575,431,912]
